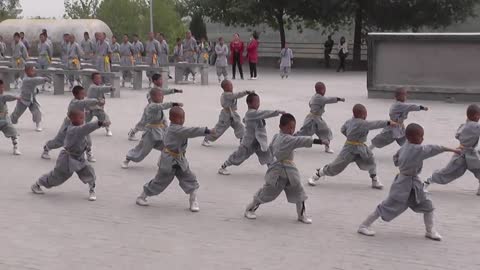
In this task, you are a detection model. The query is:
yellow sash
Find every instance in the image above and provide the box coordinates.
[15,58,21,67]
[153,54,158,65]
[164,148,184,158]
[72,57,80,69]
[202,52,209,61]
[146,123,165,128]
[130,55,134,65]
[345,140,365,146]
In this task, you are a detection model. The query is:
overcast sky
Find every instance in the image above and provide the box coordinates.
[20,0,65,18]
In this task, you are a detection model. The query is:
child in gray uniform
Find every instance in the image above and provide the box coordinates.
[122,88,183,169]
[279,44,293,79]
[296,82,345,154]
[12,32,28,87]
[135,106,213,212]
[127,73,183,141]
[86,73,114,136]
[31,109,111,201]
[370,88,428,151]
[308,104,398,189]
[358,123,460,241]
[10,66,49,132]
[42,86,103,162]
[215,37,229,83]
[218,93,285,175]
[0,80,21,155]
[424,104,480,196]
[202,80,252,147]
[245,114,325,224]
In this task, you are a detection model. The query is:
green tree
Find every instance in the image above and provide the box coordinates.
[0,0,21,21]
[97,0,146,36]
[64,0,101,19]
[328,0,480,68]
[96,0,185,48]
[189,12,207,40]
[181,0,336,48]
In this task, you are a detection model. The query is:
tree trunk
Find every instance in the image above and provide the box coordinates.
[353,4,363,69]
[276,11,286,49]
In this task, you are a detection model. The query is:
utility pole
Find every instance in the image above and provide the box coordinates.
[150,0,154,32]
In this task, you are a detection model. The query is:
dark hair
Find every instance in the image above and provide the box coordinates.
[20,32,24,35]
[151,73,162,82]
[0,79,3,85]
[280,113,295,126]
[91,72,100,80]
[133,34,138,38]
[176,37,181,42]
[112,35,117,39]
[246,93,259,104]
[124,34,129,38]
[252,31,259,40]
[395,88,407,98]
[13,32,20,38]
[39,33,46,38]
[405,123,424,138]
[84,32,89,35]
[159,33,164,37]
[72,85,85,96]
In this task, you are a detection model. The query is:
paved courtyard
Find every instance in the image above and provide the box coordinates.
[1,67,479,270]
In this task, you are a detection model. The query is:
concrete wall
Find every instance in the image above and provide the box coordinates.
[367,33,480,101]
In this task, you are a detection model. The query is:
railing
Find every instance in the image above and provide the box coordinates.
[256,41,368,60]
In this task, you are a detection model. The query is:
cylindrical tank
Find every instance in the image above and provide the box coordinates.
[0,19,113,57]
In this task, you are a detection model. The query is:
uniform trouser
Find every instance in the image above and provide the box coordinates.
[296,120,332,144]
[226,142,271,166]
[232,52,243,79]
[205,117,244,142]
[45,121,92,152]
[249,62,257,78]
[126,132,164,162]
[10,101,41,124]
[323,151,377,176]
[253,176,308,204]
[371,132,406,148]
[280,66,291,77]
[376,189,434,222]
[429,156,480,185]
[338,55,346,71]
[86,109,110,123]
[143,164,199,196]
[0,121,17,138]
[38,153,96,188]
[324,52,331,68]
[216,66,228,79]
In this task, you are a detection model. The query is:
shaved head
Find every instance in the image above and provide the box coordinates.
[405,123,424,144]
[353,104,367,118]
[169,106,185,124]
[467,104,480,120]
[315,82,326,95]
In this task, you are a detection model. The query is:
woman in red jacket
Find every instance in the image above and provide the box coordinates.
[229,33,244,80]
[246,31,259,80]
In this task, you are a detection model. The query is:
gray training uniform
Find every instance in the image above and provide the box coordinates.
[159,40,169,65]
[429,120,480,185]
[111,42,121,63]
[37,42,52,69]
[143,124,207,196]
[132,88,177,133]
[126,102,174,163]
[296,94,339,143]
[38,122,103,189]
[81,39,95,60]
[376,143,446,221]
[371,101,424,148]
[119,41,134,81]
[322,118,389,177]
[45,98,99,151]
[253,132,312,205]
[205,91,248,142]
[280,48,293,76]
[0,94,18,138]
[132,41,144,64]
[86,85,111,123]
[215,43,229,79]
[10,77,48,125]
[95,40,112,73]
[225,109,280,166]
[145,39,161,78]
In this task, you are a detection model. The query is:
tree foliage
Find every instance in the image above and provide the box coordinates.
[63,0,101,19]
[0,0,21,21]
[189,12,207,40]
[96,0,186,47]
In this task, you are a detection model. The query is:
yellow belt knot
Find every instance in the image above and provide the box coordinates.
[164,148,184,158]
